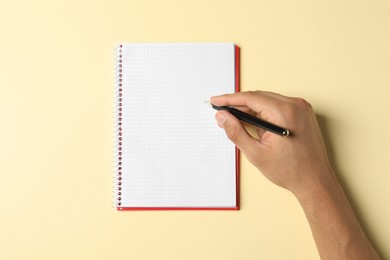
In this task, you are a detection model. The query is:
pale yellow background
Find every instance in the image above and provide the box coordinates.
[1,0,389,259]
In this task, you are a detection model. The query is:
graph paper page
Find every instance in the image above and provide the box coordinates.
[117,43,237,208]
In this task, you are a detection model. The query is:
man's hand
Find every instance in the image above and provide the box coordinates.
[211,91,380,259]
[211,90,331,197]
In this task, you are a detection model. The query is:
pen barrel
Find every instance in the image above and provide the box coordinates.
[216,106,289,137]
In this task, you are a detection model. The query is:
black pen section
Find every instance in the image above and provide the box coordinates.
[211,104,289,137]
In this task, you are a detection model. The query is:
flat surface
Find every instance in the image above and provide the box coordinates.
[0,0,389,259]
[117,43,236,208]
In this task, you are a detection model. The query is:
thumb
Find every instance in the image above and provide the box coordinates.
[215,111,259,155]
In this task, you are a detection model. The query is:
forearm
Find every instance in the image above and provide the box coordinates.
[295,169,380,260]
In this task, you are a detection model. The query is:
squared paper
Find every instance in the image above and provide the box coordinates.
[115,43,238,209]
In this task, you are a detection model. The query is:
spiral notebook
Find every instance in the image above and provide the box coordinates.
[114,43,240,210]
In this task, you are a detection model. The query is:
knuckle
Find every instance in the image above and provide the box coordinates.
[245,91,256,99]
[282,97,314,122]
[293,97,312,110]
[246,91,259,107]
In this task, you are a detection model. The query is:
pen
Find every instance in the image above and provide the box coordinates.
[205,101,290,137]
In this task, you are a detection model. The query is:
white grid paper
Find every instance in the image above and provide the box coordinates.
[118,43,237,208]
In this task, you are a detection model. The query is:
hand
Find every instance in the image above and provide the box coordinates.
[210,91,333,196]
[211,91,381,259]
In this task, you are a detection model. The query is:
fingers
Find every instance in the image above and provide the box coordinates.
[211,91,291,127]
[211,91,287,114]
[215,110,260,158]
[210,92,255,107]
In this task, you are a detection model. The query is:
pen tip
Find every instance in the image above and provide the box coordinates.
[203,101,212,108]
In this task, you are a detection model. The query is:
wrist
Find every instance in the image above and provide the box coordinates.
[292,166,339,206]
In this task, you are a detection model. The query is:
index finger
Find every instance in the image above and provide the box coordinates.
[210,91,284,112]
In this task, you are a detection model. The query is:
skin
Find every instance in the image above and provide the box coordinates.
[210,91,380,260]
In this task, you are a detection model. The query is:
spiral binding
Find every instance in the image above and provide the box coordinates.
[113,44,123,208]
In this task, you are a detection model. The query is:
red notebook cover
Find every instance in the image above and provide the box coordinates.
[115,44,240,210]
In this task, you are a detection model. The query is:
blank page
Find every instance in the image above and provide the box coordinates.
[115,43,238,209]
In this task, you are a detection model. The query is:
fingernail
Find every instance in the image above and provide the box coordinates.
[216,113,227,128]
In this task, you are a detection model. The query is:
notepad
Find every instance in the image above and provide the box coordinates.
[114,43,240,210]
